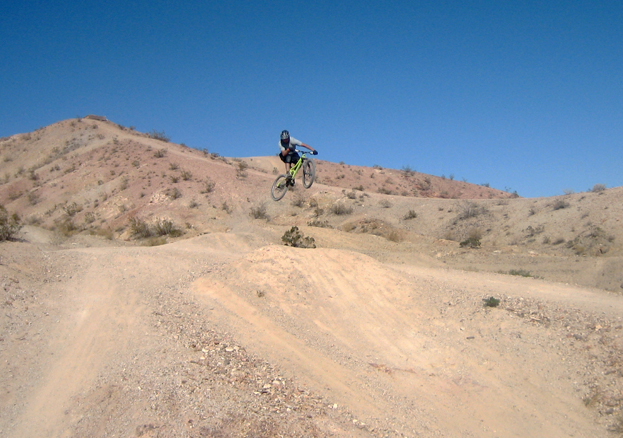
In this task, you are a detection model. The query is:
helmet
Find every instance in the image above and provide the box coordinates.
[280,130,290,141]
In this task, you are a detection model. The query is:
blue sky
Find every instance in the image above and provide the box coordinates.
[1,1,621,198]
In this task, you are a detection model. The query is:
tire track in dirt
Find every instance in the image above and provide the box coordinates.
[192,244,608,437]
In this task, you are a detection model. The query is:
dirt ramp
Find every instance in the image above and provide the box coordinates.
[193,245,606,437]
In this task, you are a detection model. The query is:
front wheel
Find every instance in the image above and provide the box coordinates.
[302,159,316,188]
[271,174,289,201]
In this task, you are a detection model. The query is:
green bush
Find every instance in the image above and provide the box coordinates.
[483,297,500,307]
[0,205,22,241]
[282,226,316,248]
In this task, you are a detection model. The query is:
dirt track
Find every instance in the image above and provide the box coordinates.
[2,226,622,437]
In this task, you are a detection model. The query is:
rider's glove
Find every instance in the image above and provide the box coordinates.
[312,150,318,155]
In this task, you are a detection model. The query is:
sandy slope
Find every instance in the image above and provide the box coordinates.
[2,226,621,437]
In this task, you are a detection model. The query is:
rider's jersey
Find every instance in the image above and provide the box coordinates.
[279,137,303,154]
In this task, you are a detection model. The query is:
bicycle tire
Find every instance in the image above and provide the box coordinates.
[271,174,289,201]
[302,159,316,188]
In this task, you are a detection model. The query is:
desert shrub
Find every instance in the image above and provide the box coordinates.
[387,229,403,242]
[119,176,129,191]
[458,201,487,220]
[165,187,182,200]
[460,229,482,248]
[552,199,570,210]
[63,202,83,217]
[55,218,80,237]
[377,187,392,195]
[153,219,183,237]
[291,194,306,207]
[0,205,22,241]
[379,199,392,208]
[281,226,316,248]
[129,217,152,238]
[201,177,215,194]
[221,202,232,214]
[169,162,179,170]
[401,165,415,176]
[153,148,167,158]
[330,203,353,215]
[508,269,532,277]
[93,227,114,240]
[346,191,357,200]
[149,130,170,142]
[590,183,606,193]
[84,212,96,224]
[188,199,200,209]
[552,237,565,245]
[180,170,192,181]
[483,297,500,307]
[170,175,180,183]
[460,236,481,248]
[353,185,364,191]
[249,204,269,220]
[27,191,41,205]
[403,210,417,220]
[8,190,22,201]
[307,219,332,228]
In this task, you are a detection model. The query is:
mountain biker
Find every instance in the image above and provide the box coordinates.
[278,130,317,183]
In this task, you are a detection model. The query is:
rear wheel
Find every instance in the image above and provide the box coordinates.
[302,159,316,188]
[271,174,289,201]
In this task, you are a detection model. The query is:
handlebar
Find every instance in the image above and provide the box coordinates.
[296,149,318,156]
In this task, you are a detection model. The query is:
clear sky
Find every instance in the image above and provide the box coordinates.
[1,1,621,198]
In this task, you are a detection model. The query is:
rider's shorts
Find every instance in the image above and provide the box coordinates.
[279,151,300,164]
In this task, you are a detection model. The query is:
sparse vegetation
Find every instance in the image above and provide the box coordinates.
[281,226,316,248]
[0,205,22,241]
[307,219,332,228]
[154,148,167,158]
[249,204,269,220]
[330,203,353,215]
[201,177,215,194]
[379,199,392,208]
[508,269,533,277]
[165,187,182,200]
[483,297,500,307]
[552,199,570,210]
[590,184,606,193]
[403,210,417,220]
[457,201,487,220]
[149,130,170,142]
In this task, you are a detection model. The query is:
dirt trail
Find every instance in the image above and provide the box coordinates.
[1,232,621,437]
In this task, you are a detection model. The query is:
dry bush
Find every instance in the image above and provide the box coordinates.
[153,219,183,237]
[330,203,353,215]
[590,183,606,193]
[0,205,22,241]
[457,201,487,220]
[201,177,215,194]
[149,130,170,142]
[249,204,269,220]
[180,170,193,181]
[403,210,417,220]
[552,199,570,210]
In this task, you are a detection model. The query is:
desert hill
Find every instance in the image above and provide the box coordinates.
[1,118,622,437]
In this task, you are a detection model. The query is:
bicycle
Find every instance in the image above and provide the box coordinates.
[271,149,318,201]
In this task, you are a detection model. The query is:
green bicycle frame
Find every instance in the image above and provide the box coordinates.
[288,152,307,179]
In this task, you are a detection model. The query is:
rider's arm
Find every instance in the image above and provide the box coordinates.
[301,143,316,153]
